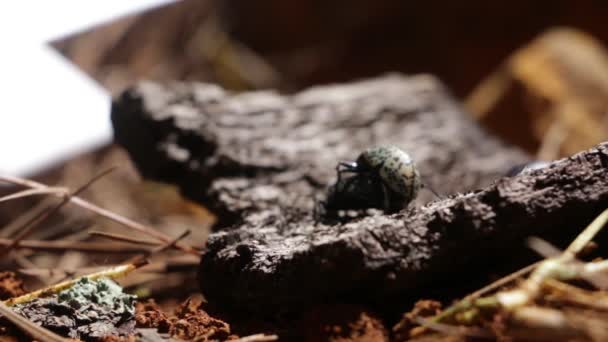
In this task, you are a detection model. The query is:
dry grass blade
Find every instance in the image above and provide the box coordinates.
[0,301,68,342]
[5,262,144,306]
[497,208,608,309]
[435,208,608,326]
[0,173,200,255]
[0,168,116,256]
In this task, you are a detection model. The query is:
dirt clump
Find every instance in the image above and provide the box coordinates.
[136,296,238,341]
[299,304,388,342]
[135,300,171,332]
[0,272,26,300]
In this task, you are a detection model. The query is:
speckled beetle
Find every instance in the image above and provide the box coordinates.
[315,145,423,220]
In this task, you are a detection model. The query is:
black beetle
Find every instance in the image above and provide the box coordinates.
[315,145,422,220]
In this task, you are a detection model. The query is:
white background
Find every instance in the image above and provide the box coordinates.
[0,1,176,175]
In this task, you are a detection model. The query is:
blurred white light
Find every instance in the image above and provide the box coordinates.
[0,0,176,175]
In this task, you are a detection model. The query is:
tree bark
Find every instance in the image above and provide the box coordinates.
[111,74,600,315]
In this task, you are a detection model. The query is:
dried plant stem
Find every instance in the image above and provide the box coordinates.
[0,168,115,256]
[433,208,608,325]
[5,263,143,306]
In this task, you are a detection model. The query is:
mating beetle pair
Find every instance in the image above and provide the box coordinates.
[316,145,422,220]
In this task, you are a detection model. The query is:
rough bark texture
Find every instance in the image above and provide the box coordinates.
[110,74,557,313]
[111,74,528,221]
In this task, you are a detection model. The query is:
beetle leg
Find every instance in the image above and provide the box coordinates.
[424,183,440,198]
[337,161,359,174]
[418,177,441,198]
[338,161,359,171]
[313,197,327,223]
[336,161,359,183]
[420,175,440,198]
[379,182,391,212]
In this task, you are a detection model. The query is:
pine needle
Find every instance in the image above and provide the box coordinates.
[0,173,200,255]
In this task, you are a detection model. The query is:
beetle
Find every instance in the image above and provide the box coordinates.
[315,145,423,220]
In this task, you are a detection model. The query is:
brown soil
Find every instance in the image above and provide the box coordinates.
[135,297,238,341]
[299,304,388,342]
[0,272,26,300]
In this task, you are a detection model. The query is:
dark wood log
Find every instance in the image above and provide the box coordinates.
[111,74,561,314]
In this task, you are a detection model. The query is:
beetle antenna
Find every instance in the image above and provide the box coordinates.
[423,183,440,198]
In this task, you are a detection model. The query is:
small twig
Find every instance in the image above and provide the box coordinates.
[1,168,116,256]
[0,174,200,255]
[89,230,160,246]
[5,262,145,306]
[0,301,69,342]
